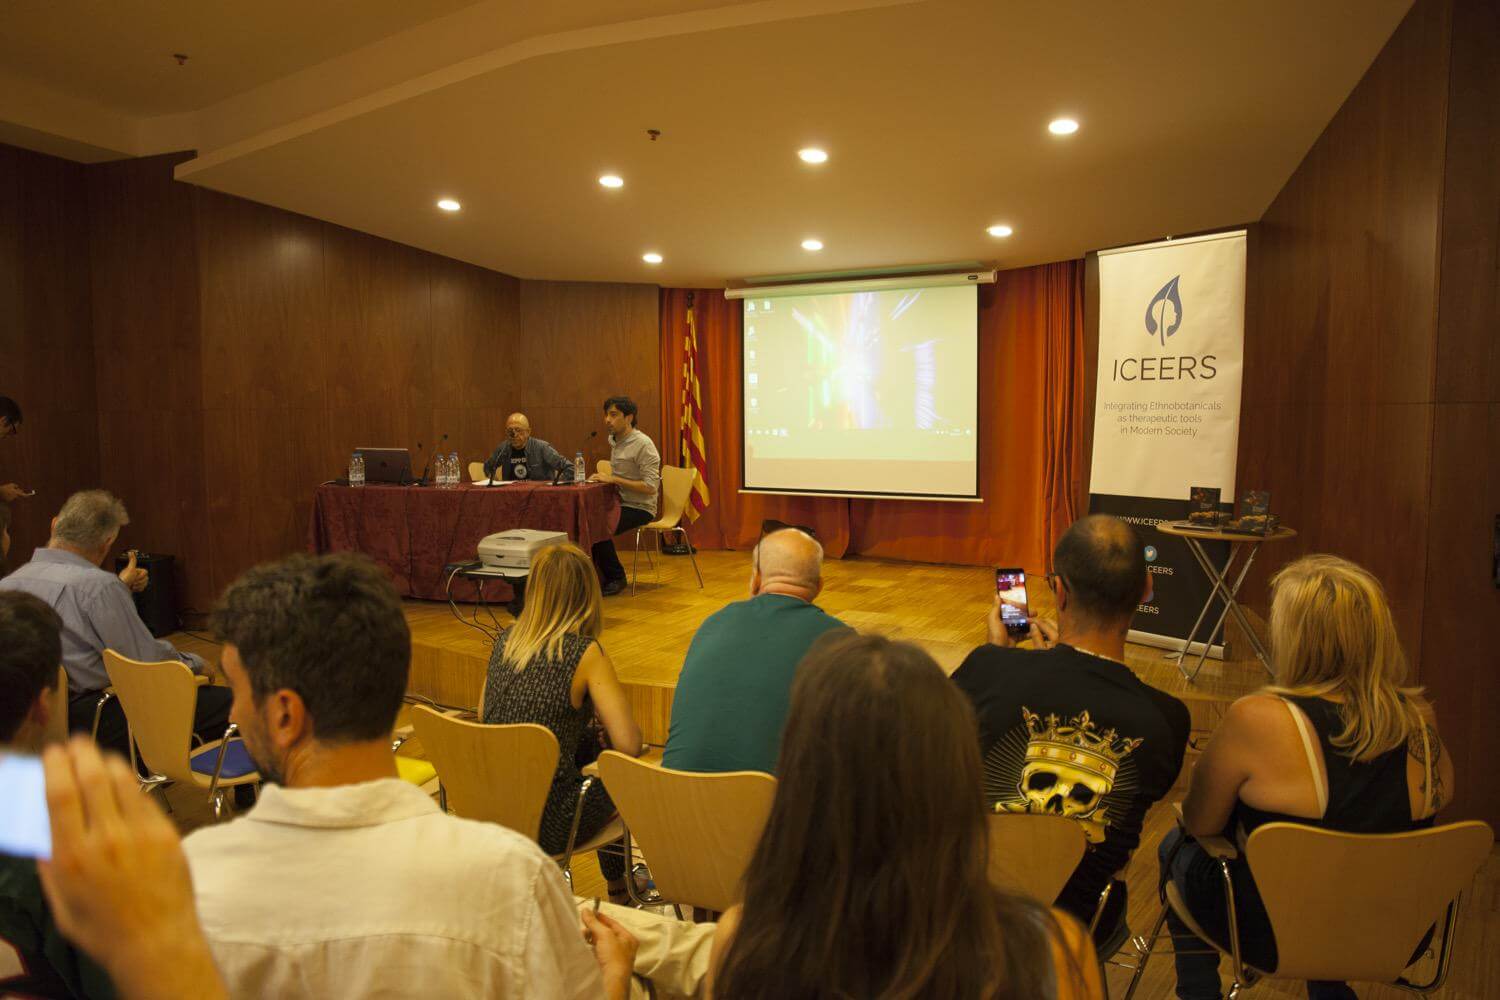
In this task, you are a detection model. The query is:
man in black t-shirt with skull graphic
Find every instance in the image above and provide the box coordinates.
[952,515,1190,958]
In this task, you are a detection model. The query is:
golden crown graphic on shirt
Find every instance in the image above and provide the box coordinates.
[1019,707,1144,785]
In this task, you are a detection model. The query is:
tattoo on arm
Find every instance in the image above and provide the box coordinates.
[1407,722,1445,812]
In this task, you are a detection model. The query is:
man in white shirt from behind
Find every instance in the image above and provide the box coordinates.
[182,552,628,999]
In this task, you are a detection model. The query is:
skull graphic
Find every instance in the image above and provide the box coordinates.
[999,708,1143,844]
[1014,758,1114,842]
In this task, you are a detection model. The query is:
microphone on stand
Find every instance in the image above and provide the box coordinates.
[418,433,448,486]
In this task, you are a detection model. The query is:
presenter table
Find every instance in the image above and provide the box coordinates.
[308,481,621,601]
[1155,522,1297,683]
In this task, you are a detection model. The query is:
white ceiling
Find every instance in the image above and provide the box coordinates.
[2,0,1412,285]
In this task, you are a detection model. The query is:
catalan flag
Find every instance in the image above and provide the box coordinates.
[680,299,710,521]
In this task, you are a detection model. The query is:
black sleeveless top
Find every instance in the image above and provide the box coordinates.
[1234,695,1430,837]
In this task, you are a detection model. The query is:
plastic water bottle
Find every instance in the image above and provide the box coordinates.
[448,451,459,488]
[574,452,585,484]
[349,452,365,487]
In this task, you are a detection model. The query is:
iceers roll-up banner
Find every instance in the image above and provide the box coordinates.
[1089,230,1246,656]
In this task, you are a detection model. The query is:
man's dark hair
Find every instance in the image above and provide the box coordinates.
[212,553,410,743]
[602,396,638,427]
[0,592,62,742]
[1052,514,1147,623]
[0,396,21,428]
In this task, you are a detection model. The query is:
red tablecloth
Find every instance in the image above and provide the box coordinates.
[308,482,622,601]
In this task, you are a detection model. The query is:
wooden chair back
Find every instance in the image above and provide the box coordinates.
[409,705,559,841]
[596,459,612,478]
[651,465,696,530]
[468,461,486,483]
[1245,820,1494,982]
[101,650,200,782]
[986,812,1088,904]
[597,750,776,912]
[45,665,70,744]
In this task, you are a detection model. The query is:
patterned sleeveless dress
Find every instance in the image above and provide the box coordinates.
[481,631,623,878]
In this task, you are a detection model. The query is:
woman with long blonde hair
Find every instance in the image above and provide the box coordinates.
[481,543,642,901]
[1164,555,1455,999]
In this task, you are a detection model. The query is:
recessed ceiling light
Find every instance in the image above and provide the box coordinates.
[642,252,663,264]
[798,147,829,164]
[801,238,824,252]
[1048,118,1079,135]
[986,224,1014,238]
[598,174,625,188]
[436,198,461,212]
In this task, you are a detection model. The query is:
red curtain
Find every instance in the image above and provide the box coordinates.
[659,260,1084,573]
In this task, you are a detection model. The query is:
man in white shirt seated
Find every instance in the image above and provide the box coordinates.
[182,552,616,999]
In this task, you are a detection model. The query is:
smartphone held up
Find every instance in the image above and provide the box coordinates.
[994,567,1030,640]
[0,753,50,860]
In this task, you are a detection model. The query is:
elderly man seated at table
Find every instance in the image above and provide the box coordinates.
[482,412,572,483]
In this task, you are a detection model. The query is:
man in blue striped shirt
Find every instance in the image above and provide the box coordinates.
[0,490,230,754]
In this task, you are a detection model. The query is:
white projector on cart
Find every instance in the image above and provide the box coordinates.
[476,529,568,577]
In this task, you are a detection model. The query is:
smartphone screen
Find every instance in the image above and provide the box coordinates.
[0,754,50,860]
[994,568,1029,638]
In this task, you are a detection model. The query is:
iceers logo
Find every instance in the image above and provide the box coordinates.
[1145,275,1183,347]
[1110,273,1216,382]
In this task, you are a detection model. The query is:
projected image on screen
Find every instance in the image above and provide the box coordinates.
[743,284,978,498]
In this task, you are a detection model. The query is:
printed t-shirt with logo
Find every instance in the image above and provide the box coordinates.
[951,643,1189,934]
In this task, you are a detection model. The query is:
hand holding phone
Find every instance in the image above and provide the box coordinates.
[0,753,50,859]
[994,568,1030,640]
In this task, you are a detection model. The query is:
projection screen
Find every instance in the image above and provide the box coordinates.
[741,282,979,499]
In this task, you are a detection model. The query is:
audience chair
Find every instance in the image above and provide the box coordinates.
[1122,818,1494,999]
[596,459,612,478]
[45,665,70,744]
[100,651,260,819]
[468,461,486,483]
[629,464,704,597]
[986,812,1088,905]
[409,705,624,886]
[596,750,776,915]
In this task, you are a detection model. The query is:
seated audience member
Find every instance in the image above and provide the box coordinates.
[481,543,641,902]
[0,593,115,999]
[662,527,847,774]
[707,631,1101,999]
[0,490,230,754]
[588,396,660,596]
[482,411,572,483]
[183,552,619,998]
[34,738,641,1000]
[1163,555,1455,1000]
[951,514,1190,955]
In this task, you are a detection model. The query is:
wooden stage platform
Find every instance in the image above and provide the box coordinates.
[402,548,1268,745]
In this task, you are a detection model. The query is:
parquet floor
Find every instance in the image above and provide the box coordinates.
[167,549,1498,999]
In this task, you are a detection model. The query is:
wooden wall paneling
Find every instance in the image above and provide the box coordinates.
[0,145,99,566]
[1421,0,1500,823]
[518,280,661,454]
[197,191,328,413]
[323,222,433,412]
[197,190,329,597]
[86,155,207,604]
[429,255,520,471]
[1434,0,1499,405]
[1235,0,1452,648]
[1420,402,1500,822]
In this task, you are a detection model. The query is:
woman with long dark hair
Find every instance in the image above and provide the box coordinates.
[708,631,1100,999]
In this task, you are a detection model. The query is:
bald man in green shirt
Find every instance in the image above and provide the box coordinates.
[663,529,849,775]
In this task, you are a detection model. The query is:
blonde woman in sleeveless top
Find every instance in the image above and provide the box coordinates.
[1164,555,1455,1000]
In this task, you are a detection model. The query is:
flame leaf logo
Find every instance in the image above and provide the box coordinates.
[1144,275,1183,348]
